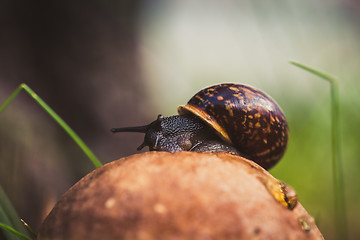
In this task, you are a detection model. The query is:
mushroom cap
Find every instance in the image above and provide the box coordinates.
[37,152,323,240]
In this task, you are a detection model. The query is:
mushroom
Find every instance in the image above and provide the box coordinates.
[37,152,324,240]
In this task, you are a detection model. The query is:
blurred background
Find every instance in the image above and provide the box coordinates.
[0,0,359,239]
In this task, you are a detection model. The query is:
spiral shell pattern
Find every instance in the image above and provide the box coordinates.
[178,83,289,169]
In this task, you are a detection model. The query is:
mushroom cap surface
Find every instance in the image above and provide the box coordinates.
[38,151,323,240]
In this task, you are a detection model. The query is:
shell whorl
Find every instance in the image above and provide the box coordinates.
[178,83,289,169]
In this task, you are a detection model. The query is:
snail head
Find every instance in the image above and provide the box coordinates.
[111,114,204,152]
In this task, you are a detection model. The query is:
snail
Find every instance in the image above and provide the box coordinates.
[111,83,289,169]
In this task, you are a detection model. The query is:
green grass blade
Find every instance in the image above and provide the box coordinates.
[0,223,32,240]
[290,61,336,83]
[0,83,102,168]
[0,185,29,240]
[290,61,347,240]
[0,85,23,114]
[20,219,36,239]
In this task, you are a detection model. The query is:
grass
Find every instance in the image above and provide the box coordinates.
[0,185,29,240]
[290,61,347,240]
[0,223,32,240]
[0,84,102,168]
[0,83,103,239]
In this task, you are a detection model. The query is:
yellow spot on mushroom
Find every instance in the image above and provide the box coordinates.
[299,215,316,232]
[254,113,261,118]
[105,198,116,209]
[248,115,253,119]
[217,96,224,101]
[259,179,298,210]
[263,138,268,144]
[255,122,261,128]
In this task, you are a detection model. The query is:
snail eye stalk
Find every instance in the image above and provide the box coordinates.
[110,125,148,134]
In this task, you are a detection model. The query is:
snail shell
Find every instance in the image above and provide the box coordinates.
[178,83,289,169]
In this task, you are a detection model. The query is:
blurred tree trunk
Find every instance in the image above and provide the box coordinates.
[0,0,144,232]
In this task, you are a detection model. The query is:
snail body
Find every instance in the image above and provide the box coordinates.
[112,83,289,169]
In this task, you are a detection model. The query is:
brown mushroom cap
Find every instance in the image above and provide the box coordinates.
[37,152,323,240]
